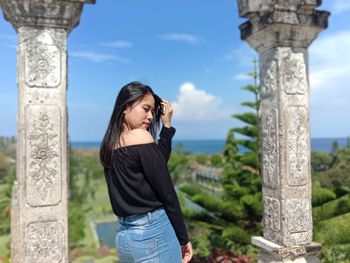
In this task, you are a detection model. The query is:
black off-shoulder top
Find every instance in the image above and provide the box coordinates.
[103,126,189,245]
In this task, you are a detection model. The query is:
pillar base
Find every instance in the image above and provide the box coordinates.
[252,237,321,263]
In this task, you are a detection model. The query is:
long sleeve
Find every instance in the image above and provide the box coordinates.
[157,126,176,162]
[139,143,189,245]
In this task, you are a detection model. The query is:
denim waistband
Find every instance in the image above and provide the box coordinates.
[119,208,165,225]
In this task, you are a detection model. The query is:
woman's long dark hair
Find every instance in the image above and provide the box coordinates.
[100,81,162,168]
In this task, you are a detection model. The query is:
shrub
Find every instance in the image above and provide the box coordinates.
[312,187,337,207]
[314,212,350,245]
[313,195,350,222]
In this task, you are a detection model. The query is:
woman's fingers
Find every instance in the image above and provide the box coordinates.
[160,100,172,114]
[160,99,173,127]
[181,242,193,263]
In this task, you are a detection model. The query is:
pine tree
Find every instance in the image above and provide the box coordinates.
[221,58,262,249]
[180,60,262,254]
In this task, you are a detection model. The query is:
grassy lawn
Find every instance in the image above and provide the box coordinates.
[71,170,119,261]
[0,234,10,260]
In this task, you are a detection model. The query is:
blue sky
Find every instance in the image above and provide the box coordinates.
[0,0,350,141]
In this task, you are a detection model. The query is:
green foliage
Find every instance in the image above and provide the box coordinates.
[311,151,334,172]
[68,146,100,247]
[221,72,262,238]
[209,154,224,167]
[0,136,16,157]
[180,64,262,255]
[168,153,190,184]
[319,244,350,263]
[194,154,209,165]
[312,186,337,207]
[314,212,350,245]
[313,194,350,222]
[222,225,251,246]
[313,146,350,196]
[68,201,87,245]
[0,166,15,235]
[187,222,212,258]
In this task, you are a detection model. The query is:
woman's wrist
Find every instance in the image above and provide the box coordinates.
[163,122,171,128]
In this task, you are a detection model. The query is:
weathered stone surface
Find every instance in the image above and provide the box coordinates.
[15,25,69,263]
[0,0,95,33]
[0,1,96,262]
[237,0,329,256]
[25,221,63,263]
[238,0,329,52]
[238,0,322,18]
[25,105,62,206]
[252,237,321,263]
[260,47,313,246]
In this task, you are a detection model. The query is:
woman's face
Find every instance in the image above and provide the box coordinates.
[123,93,155,131]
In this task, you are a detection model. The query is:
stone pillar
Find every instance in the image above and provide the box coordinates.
[0,1,95,262]
[236,1,329,262]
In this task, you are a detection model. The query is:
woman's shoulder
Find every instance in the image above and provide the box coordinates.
[119,129,154,147]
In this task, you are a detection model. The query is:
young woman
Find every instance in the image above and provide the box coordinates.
[100,82,192,263]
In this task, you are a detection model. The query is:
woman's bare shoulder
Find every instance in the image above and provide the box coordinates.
[120,129,154,147]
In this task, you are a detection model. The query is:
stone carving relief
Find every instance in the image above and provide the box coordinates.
[280,49,307,95]
[264,196,281,232]
[286,106,308,186]
[261,60,277,101]
[25,221,62,263]
[22,2,64,17]
[286,198,311,233]
[261,109,278,188]
[26,105,61,206]
[25,40,61,88]
[19,28,66,48]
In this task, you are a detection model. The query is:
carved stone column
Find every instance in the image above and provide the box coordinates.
[0,1,95,262]
[236,1,329,262]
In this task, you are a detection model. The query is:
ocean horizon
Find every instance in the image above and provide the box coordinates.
[71,138,349,155]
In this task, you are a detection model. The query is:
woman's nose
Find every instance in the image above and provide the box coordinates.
[147,111,153,120]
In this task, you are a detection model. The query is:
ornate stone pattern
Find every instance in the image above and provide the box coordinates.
[25,221,62,263]
[264,197,280,232]
[286,198,311,233]
[0,1,91,32]
[26,105,61,205]
[23,2,64,18]
[261,109,278,188]
[25,36,61,88]
[281,50,307,95]
[261,60,277,100]
[286,106,308,186]
[19,28,67,49]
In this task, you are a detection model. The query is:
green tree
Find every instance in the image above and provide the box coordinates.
[0,166,16,235]
[221,59,262,250]
[68,145,97,247]
[180,60,262,254]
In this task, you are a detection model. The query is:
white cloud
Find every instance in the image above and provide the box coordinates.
[159,33,200,45]
[171,82,233,121]
[70,51,130,63]
[100,40,133,48]
[309,30,350,93]
[309,30,350,137]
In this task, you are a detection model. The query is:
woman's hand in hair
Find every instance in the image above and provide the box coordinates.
[160,100,173,128]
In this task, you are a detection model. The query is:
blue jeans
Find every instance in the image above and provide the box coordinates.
[115,208,182,263]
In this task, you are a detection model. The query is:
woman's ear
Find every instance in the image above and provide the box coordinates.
[124,105,130,114]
